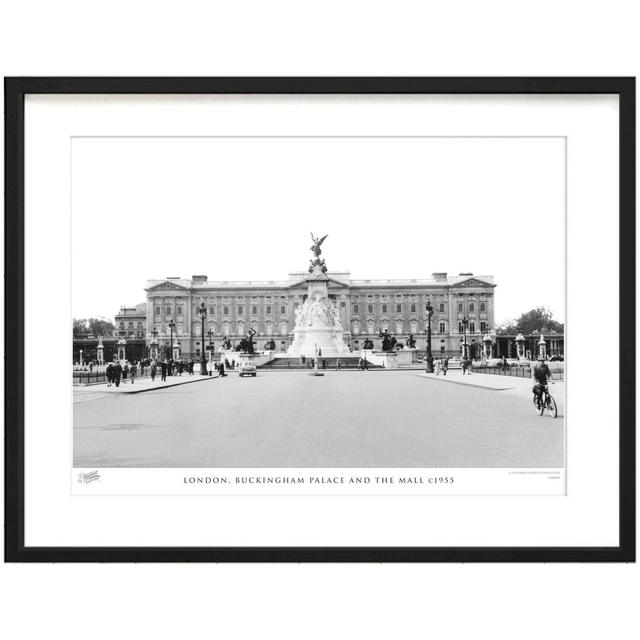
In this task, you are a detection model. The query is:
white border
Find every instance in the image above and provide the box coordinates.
[24,94,619,547]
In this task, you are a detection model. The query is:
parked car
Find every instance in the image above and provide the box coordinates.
[238,361,257,377]
[485,357,503,367]
[549,354,564,362]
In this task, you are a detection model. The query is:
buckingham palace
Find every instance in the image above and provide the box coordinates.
[135,270,497,360]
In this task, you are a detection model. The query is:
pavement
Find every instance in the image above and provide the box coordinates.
[74,369,565,468]
[73,373,216,404]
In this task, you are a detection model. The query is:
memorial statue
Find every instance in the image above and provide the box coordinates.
[362,338,374,350]
[378,329,397,352]
[407,334,416,348]
[310,232,328,257]
[221,337,232,350]
[308,232,329,273]
[236,328,257,353]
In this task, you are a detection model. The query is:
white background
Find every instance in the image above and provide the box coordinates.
[27,94,609,546]
[1,2,638,640]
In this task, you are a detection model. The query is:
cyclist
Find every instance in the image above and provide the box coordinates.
[532,355,553,408]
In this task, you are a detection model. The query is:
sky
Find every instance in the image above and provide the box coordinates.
[72,136,565,325]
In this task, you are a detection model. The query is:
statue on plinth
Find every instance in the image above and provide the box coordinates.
[407,334,416,348]
[379,329,397,352]
[308,232,329,273]
[362,338,374,350]
[236,328,257,353]
[221,337,232,350]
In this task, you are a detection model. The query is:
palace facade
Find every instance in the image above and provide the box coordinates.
[141,271,497,360]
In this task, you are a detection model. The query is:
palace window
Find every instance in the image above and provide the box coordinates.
[480,321,487,333]
[382,304,388,313]
[128,322,133,329]
[155,306,161,316]
[266,305,272,315]
[469,302,474,312]
[353,304,359,314]
[119,322,125,329]
[340,301,346,308]
[367,304,373,314]
[411,303,416,313]
[252,305,258,315]
[209,307,215,315]
[176,305,182,315]
[165,306,172,315]
[458,322,465,333]
[470,321,476,333]
[396,304,402,313]
[458,302,463,313]
[439,303,445,313]
[480,302,486,313]
[237,305,244,315]
[280,305,286,315]
[223,306,229,316]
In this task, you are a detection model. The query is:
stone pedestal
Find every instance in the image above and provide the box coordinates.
[538,334,547,359]
[395,348,416,366]
[117,338,127,364]
[515,333,526,361]
[287,266,351,358]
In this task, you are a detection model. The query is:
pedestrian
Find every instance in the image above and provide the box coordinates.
[218,361,226,377]
[188,359,194,375]
[322,359,327,369]
[442,356,449,376]
[150,360,157,381]
[224,358,230,370]
[178,361,184,376]
[140,360,145,376]
[113,361,122,388]
[434,359,442,376]
[106,362,114,387]
[89,361,94,373]
[130,361,137,384]
[461,358,467,375]
[160,359,167,382]
[363,357,368,371]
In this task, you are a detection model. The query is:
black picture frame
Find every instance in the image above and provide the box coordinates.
[4,77,635,563]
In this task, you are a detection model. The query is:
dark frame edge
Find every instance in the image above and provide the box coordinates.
[4,77,635,563]
[618,77,636,563]
[4,78,26,563]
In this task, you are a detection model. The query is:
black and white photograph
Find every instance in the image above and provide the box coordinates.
[71,133,566,486]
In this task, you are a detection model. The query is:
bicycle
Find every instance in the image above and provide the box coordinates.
[532,384,557,418]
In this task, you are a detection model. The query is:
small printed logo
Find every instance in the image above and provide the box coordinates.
[78,470,101,484]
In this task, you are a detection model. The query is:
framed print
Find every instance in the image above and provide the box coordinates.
[4,77,635,562]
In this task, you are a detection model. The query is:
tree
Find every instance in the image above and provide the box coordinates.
[73,317,116,338]
[497,307,563,335]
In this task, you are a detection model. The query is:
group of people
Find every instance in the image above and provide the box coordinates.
[105,357,202,387]
[105,360,137,387]
[432,356,473,376]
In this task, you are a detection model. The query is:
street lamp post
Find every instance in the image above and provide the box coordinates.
[168,320,175,374]
[462,316,469,359]
[198,302,208,375]
[425,301,434,373]
[150,327,158,358]
[206,328,214,376]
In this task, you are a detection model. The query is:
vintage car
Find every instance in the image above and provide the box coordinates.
[238,361,257,377]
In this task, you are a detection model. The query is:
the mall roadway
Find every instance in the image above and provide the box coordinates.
[73,370,565,468]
